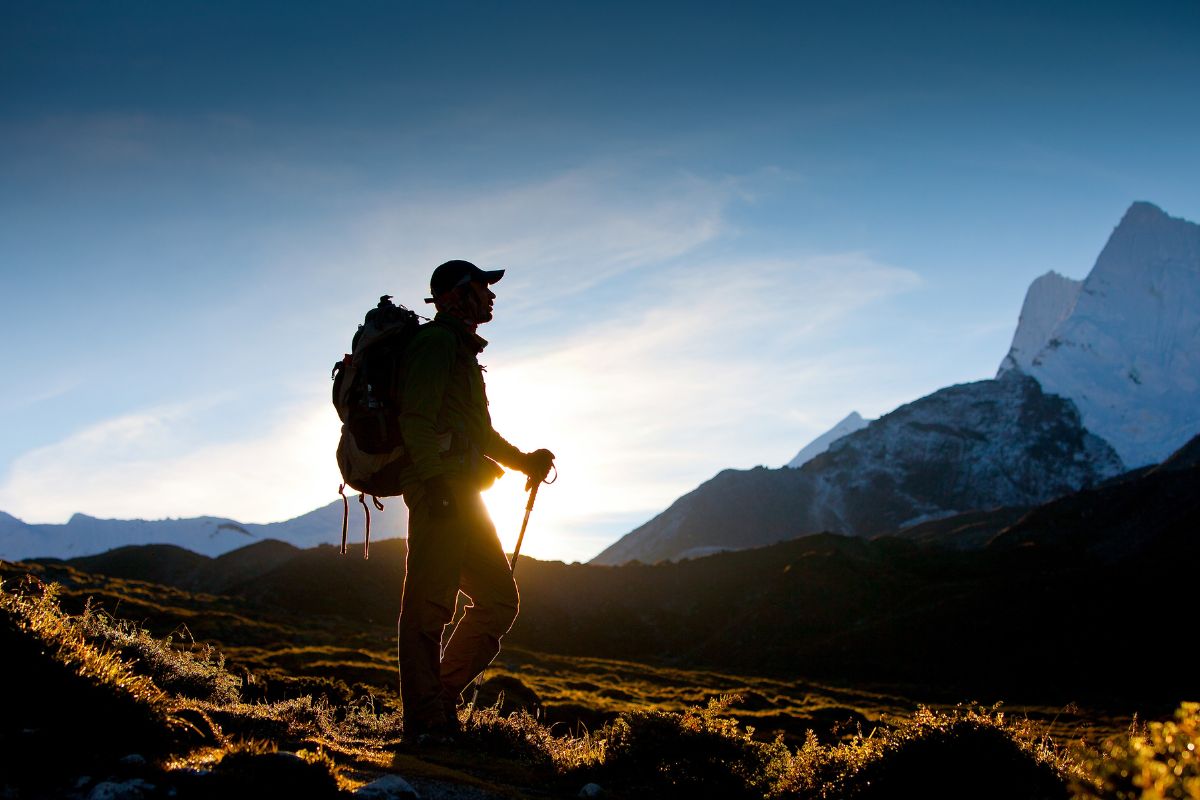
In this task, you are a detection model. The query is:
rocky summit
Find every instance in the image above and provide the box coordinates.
[592,371,1121,565]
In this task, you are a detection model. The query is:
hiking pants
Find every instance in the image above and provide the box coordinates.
[398,477,519,729]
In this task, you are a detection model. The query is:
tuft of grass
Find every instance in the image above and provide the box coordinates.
[76,599,243,704]
[602,694,791,798]
[1073,702,1200,800]
[459,705,605,773]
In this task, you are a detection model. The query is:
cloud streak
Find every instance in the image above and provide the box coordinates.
[0,395,342,527]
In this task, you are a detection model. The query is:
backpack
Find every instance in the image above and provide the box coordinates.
[331,295,424,557]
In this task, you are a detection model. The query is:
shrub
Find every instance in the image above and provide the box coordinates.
[777,705,1075,800]
[1074,702,1200,800]
[602,694,791,798]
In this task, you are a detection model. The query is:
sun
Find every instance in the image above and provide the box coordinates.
[482,470,537,556]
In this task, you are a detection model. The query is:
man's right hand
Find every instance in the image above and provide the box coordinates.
[521,448,556,490]
[424,476,456,519]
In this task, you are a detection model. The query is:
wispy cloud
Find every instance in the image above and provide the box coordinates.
[0,396,342,527]
[338,165,732,310]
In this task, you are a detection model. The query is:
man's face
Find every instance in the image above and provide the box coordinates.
[461,279,495,324]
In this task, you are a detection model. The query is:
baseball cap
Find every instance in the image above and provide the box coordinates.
[425,260,505,303]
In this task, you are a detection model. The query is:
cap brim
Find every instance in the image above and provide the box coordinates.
[480,268,504,284]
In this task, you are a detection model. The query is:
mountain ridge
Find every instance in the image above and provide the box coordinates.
[593,371,1121,565]
[0,498,407,562]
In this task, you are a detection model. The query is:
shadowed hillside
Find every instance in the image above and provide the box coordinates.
[11,571,1195,800]
[27,446,1200,717]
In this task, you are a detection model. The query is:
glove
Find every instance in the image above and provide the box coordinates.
[424,476,457,520]
[521,448,555,490]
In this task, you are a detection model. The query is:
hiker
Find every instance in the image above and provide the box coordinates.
[397,259,554,742]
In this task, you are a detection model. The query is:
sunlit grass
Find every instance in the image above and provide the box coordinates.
[1074,703,1200,800]
[2,563,1193,799]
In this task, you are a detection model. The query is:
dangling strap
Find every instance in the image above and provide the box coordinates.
[358,492,371,560]
[338,484,349,555]
[366,495,383,559]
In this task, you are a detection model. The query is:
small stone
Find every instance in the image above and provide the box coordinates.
[87,779,153,800]
[579,783,604,798]
[119,754,147,767]
[355,774,420,799]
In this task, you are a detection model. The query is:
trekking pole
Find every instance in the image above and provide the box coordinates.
[508,480,540,577]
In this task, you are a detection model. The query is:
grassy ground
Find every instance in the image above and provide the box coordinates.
[1,561,1192,798]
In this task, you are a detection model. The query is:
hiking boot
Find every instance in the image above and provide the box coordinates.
[404,720,459,747]
[403,710,461,747]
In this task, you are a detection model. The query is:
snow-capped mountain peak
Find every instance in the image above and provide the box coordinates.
[786,411,870,468]
[998,271,1082,375]
[1000,201,1200,467]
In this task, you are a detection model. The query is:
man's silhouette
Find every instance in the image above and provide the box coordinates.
[397,260,553,743]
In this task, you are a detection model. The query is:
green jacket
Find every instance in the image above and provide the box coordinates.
[397,312,524,490]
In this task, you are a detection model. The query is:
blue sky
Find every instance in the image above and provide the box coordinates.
[2,1,1198,562]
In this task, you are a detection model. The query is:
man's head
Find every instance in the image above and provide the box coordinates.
[425,260,504,324]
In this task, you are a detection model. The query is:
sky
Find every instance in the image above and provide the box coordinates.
[2,1,1198,563]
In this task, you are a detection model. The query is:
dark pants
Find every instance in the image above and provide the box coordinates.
[398,477,519,730]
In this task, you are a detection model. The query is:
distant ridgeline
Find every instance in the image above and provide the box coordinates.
[594,202,1200,565]
[0,499,407,562]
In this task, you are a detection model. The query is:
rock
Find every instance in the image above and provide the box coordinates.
[356,774,421,799]
[87,779,154,800]
[119,754,147,767]
[579,783,604,798]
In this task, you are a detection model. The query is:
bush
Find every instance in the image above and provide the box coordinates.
[777,705,1075,800]
[602,694,790,798]
[1074,702,1200,800]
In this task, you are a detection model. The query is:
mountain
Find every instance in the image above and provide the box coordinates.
[999,202,1200,467]
[785,411,869,468]
[592,371,1121,565]
[0,497,407,562]
[63,538,306,594]
[593,202,1199,565]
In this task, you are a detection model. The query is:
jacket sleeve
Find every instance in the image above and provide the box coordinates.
[484,428,526,471]
[399,328,455,482]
